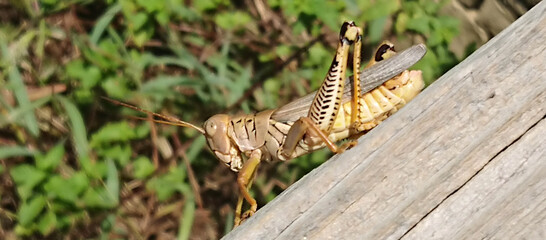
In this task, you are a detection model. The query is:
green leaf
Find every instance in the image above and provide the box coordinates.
[82,159,108,179]
[100,214,115,233]
[291,21,306,35]
[406,15,431,35]
[0,146,36,159]
[435,16,459,43]
[394,12,409,34]
[194,0,229,12]
[133,156,155,179]
[81,187,110,208]
[410,50,439,85]
[18,195,47,226]
[80,66,102,89]
[146,166,187,201]
[82,39,120,70]
[359,0,400,21]
[311,1,341,30]
[55,210,86,229]
[1,96,50,128]
[90,3,122,45]
[44,175,78,203]
[427,30,443,47]
[136,0,164,12]
[134,122,151,139]
[57,96,89,161]
[101,76,131,99]
[133,29,152,47]
[131,12,148,31]
[35,142,64,171]
[14,224,33,236]
[214,11,252,31]
[155,11,169,26]
[10,164,47,201]
[66,60,102,89]
[105,159,120,205]
[368,16,388,43]
[97,144,132,166]
[140,75,195,93]
[275,44,292,59]
[37,210,57,235]
[41,0,58,4]
[177,197,195,240]
[90,121,137,147]
[186,135,206,162]
[43,172,89,203]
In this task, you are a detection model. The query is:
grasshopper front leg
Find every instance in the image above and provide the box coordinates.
[234,149,261,227]
[282,21,362,157]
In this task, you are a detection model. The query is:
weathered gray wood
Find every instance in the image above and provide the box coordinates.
[403,119,545,239]
[223,1,546,239]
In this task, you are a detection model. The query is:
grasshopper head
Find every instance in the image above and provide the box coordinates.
[101,97,244,171]
[203,114,243,172]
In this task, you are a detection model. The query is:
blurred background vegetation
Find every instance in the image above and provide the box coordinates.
[0,0,535,238]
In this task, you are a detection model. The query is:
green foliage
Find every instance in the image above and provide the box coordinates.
[0,0,467,238]
[269,0,344,31]
[146,166,191,201]
[35,142,64,171]
[1,34,40,136]
[8,141,121,235]
[396,0,460,84]
[214,11,253,31]
[133,156,156,179]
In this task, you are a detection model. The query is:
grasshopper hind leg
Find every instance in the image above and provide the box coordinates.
[281,21,362,158]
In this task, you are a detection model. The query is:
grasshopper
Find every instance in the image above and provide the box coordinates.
[104,21,426,226]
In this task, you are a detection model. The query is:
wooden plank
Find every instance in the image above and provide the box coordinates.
[403,119,545,239]
[223,2,546,239]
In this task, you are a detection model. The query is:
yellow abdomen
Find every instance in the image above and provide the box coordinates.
[329,69,424,141]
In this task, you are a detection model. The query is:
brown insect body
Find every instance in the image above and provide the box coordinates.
[104,22,427,226]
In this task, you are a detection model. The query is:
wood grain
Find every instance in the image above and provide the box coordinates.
[223,1,546,239]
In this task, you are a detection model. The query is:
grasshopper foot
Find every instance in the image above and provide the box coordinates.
[234,204,257,227]
[236,208,256,226]
[338,140,358,152]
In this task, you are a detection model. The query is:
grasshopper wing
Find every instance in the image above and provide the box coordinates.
[272,44,426,122]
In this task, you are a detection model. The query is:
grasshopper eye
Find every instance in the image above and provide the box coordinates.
[374,41,396,62]
[204,114,230,137]
[375,44,392,62]
[205,121,217,135]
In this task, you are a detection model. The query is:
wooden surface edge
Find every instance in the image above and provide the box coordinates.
[223,2,546,239]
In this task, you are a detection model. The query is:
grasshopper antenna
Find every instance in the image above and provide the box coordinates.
[101,96,206,134]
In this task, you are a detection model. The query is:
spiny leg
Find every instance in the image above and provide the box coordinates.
[281,21,361,158]
[234,149,262,227]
